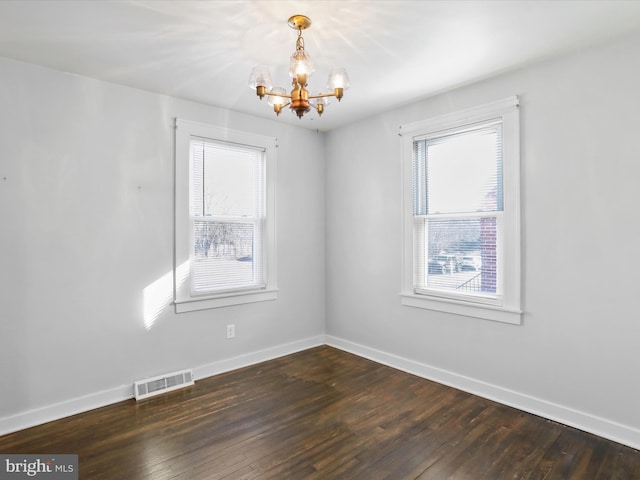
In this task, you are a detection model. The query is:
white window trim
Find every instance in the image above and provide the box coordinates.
[174,119,277,312]
[400,96,522,324]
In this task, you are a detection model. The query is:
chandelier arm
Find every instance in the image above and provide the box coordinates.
[263,91,293,100]
[308,92,337,99]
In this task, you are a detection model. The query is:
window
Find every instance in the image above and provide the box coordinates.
[401,97,521,324]
[174,119,277,312]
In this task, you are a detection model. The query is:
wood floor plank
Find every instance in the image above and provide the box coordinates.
[1,346,639,479]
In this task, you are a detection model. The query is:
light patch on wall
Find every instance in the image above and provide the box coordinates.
[143,262,189,330]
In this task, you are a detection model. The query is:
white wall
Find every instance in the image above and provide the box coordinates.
[325,31,640,448]
[0,57,325,430]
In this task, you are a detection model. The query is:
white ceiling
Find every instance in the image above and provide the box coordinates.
[1,0,640,131]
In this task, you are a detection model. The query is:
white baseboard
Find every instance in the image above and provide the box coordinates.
[0,384,133,438]
[193,335,325,380]
[0,335,326,437]
[326,335,640,451]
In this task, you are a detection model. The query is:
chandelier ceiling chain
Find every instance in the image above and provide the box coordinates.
[248,15,350,119]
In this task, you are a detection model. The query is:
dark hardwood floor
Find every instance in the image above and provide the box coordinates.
[1,346,639,479]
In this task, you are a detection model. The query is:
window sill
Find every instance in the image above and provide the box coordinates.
[175,289,278,313]
[401,293,522,325]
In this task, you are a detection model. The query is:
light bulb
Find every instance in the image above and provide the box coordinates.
[289,50,315,78]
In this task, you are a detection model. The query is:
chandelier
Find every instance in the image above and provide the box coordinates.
[248,15,350,119]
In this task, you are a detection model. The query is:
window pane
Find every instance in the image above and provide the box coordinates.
[425,126,502,214]
[192,221,258,292]
[423,217,497,295]
[191,141,262,218]
[189,138,265,295]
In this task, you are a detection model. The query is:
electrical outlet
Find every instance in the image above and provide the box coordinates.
[226,324,235,339]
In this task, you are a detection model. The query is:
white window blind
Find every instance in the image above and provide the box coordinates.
[190,139,265,294]
[413,122,503,300]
